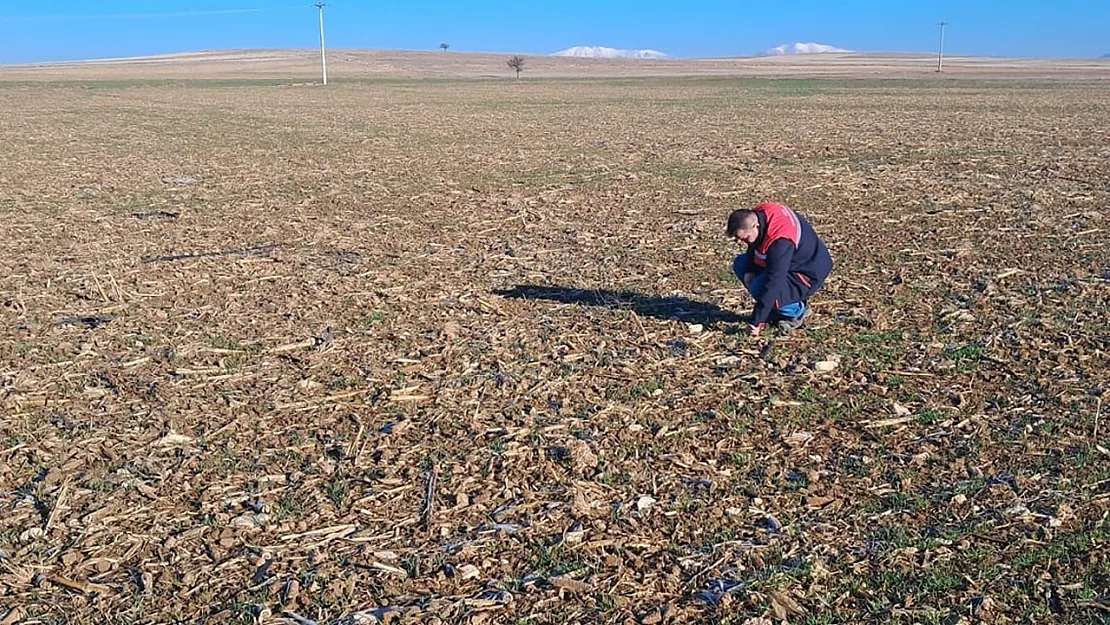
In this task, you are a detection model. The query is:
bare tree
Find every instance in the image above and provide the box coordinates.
[507,55,525,78]
[440,42,449,53]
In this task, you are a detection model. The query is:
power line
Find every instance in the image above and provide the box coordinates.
[0,6,306,24]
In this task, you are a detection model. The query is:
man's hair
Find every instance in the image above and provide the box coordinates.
[726,209,758,237]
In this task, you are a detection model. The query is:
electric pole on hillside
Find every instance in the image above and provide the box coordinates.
[936,21,948,72]
[315,2,328,85]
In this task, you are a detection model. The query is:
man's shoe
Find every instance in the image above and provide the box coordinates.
[776,307,813,332]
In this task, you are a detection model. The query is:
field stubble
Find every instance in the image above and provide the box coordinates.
[0,77,1108,624]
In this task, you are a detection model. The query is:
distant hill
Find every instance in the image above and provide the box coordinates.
[3,49,1107,82]
[764,42,850,56]
[1102,53,1110,58]
[552,46,668,59]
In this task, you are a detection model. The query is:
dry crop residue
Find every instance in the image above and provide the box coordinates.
[0,77,1108,624]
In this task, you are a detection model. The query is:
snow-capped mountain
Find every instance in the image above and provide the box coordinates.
[763,42,850,56]
[552,46,668,59]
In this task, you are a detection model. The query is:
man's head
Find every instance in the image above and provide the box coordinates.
[726,209,760,244]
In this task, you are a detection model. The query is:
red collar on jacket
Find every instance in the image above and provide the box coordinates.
[750,202,802,267]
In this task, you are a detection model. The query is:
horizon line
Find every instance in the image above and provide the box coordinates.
[5,46,1109,68]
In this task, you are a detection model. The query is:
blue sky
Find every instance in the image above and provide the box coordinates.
[0,1,1107,64]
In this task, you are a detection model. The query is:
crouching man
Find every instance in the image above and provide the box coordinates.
[727,202,833,336]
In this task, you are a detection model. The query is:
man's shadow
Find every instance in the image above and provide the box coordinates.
[493,284,744,326]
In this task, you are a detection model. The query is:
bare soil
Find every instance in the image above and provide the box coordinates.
[0,57,1108,625]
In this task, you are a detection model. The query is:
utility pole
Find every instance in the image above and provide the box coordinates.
[315,2,327,85]
[936,21,947,73]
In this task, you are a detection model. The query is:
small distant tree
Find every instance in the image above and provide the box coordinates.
[507,55,525,78]
[440,42,449,53]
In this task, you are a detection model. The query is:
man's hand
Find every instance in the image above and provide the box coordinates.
[742,272,755,289]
